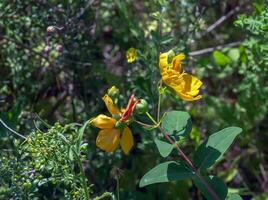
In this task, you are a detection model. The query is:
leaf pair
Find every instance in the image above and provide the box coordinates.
[141,110,242,200]
[154,111,192,157]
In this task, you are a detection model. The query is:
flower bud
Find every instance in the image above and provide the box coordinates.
[113,114,121,121]
[135,99,149,114]
[46,26,56,33]
[56,45,63,52]
[114,121,125,129]
[108,86,119,99]
[44,45,51,53]
[22,182,31,189]
[167,50,175,63]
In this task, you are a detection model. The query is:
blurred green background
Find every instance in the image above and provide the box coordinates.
[0,0,268,199]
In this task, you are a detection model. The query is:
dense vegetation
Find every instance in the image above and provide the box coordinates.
[0,0,268,199]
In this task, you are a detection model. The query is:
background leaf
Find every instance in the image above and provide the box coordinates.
[193,176,228,200]
[139,161,194,187]
[161,111,192,136]
[227,194,243,200]
[228,48,240,62]
[213,50,232,66]
[193,127,242,170]
[154,138,174,157]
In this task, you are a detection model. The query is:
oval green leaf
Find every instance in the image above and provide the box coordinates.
[227,194,243,200]
[213,50,231,66]
[193,176,228,200]
[228,48,240,62]
[161,111,192,136]
[139,161,194,187]
[193,127,242,170]
[154,138,174,157]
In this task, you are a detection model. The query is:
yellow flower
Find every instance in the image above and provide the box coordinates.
[126,47,137,63]
[91,93,134,154]
[159,51,202,101]
[159,51,185,72]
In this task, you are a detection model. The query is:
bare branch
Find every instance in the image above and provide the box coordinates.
[65,0,95,27]
[199,6,241,38]
[189,41,242,57]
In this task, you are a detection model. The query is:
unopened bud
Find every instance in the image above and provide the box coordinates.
[114,121,125,129]
[113,114,121,121]
[108,86,119,99]
[44,45,51,53]
[135,99,149,114]
[56,45,63,52]
[167,50,175,63]
[47,26,56,33]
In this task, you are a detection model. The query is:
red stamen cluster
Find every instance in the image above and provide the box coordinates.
[120,95,140,122]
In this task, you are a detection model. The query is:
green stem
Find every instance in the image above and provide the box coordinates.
[0,118,26,139]
[116,177,120,200]
[145,112,221,200]
[157,80,163,122]
[146,112,158,124]
[156,3,163,122]
[134,120,155,127]
[72,148,90,200]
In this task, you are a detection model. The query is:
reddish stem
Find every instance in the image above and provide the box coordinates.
[158,126,221,200]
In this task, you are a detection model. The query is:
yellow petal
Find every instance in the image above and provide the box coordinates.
[96,128,120,152]
[102,94,120,115]
[126,48,137,63]
[190,75,203,90]
[161,69,183,87]
[172,53,185,72]
[91,114,116,129]
[176,91,202,101]
[120,126,134,154]
[159,52,169,72]
[173,73,203,101]
[181,73,203,92]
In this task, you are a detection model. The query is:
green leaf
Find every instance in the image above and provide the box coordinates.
[193,176,228,200]
[161,111,192,136]
[68,147,74,161]
[213,51,231,66]
[193,127,242,170]
[139,161,194,187]
[78,119,91,141]
[227,194,243,200]
[154,138,174,157]
[228,49,240,62]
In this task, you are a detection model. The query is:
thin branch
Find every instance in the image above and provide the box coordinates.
[0,118,26,139]
[65,0,95,27]
[199,6,241,38]
[189,41,242,57]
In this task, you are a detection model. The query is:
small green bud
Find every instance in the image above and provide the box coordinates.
[108,86,119,99]
[113,114,121,121]
[167,50,175,63]
[23,182,31,189]
[80,144,88,151]
[114,121,125,129]
[135,99,149,114]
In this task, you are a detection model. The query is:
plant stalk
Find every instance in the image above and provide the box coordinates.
[157,80,162,122]
[145,112,221,200]
[116,177,120,200]
[0,118,26,139]
[72,148,90,200]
